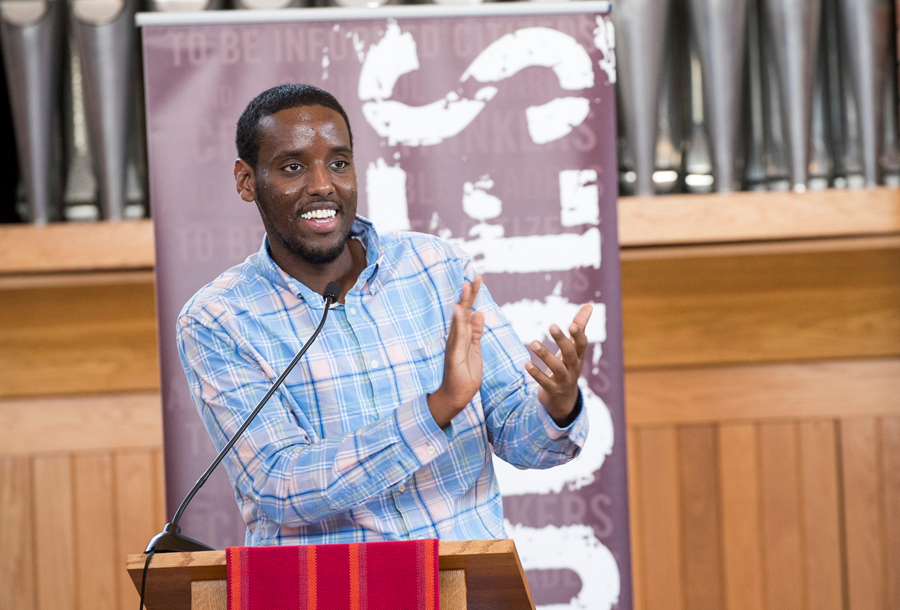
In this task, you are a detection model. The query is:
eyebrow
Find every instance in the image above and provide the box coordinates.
[274,146,353,161]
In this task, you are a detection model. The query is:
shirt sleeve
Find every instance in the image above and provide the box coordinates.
[460,259,590,469]
[177,312,450,528]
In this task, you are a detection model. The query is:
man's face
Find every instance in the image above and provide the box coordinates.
[245,105,358,267]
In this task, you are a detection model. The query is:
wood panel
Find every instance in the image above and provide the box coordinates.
[626,358,900,426]
[677,426,724,610]
[718,424,764,610]
[636,427,683,610]
[841,418,887,610]
[33,455,75,610]
[0,393,162,455]
[798,421,844,610]
[622,247,900,368]
[626,428,645,610]
[758,422,806,610]
[0,456,36,610]
[0,219,154,274]
[0,282,159,398]
[883,416,900,610]
[74,453,119,610]
[618,186,900,246]
[116,451,162,610]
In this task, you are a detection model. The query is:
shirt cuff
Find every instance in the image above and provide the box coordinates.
[535,388,588,441]
[393,395,450,467]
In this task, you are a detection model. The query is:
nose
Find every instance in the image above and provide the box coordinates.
[307,162,334,197]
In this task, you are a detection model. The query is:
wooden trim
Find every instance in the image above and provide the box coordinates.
[0,219,155,275]
[618,187,900,247]
[1,189,899,276]
[620,234,900,261]
[0,393,162,455]
[0,270,155,290]
[626,359,900,426]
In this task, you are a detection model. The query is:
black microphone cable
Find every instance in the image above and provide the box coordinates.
[139,281,342,610]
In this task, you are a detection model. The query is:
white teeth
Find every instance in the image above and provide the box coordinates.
[301,209,337,220]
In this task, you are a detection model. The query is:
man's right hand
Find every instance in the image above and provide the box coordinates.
[427,275,485,428]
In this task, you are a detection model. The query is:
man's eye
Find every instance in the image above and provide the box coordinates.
[333,160,349,169]
[284,163,302,172]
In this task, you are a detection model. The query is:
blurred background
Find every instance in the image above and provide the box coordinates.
[2,0,899,224]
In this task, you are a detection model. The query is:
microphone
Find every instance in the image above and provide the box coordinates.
[143,281,342,554]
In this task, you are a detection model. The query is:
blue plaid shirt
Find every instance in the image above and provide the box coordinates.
[177,217,588,546]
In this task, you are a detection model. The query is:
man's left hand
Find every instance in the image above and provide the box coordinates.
[525,304,593,427]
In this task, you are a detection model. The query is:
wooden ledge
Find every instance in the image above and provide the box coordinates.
[0,218,155,274]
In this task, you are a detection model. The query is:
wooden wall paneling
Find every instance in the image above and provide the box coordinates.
[677,425,725,610]
[0,282,159,398]
[32,455,75,610]
[717,423,764,610]
[0,455,36,610]
[841,418,887,610]
[626,427,645,610]
[626,359,900,427]
[798,420,844,610]
[0,394,163,455]
[636,426,683,610]
[882,416,900,610]
[758,422,806,610]
[73,453,118,610]
[152,449,167,536]
[621,248,900,369]
[115,451,160,609]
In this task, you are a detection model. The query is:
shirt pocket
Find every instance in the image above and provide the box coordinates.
[408,333,445,397]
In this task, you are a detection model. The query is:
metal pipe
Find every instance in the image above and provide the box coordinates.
[614,0,673,197]
[0,0,64,224]
[762,0,821,192]
[688,0,748,192]
[71,0,138,220]
[836,0,891,187]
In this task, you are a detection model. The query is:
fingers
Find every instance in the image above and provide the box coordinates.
[458,274,483,312]
[569,304,593,359]
[529,338,569,382]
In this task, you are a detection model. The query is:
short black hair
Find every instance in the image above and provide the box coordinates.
[235,84,353,168]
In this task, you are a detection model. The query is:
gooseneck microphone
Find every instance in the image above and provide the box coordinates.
[143,281,342,556]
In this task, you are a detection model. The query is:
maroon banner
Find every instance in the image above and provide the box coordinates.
[140,5,628,608]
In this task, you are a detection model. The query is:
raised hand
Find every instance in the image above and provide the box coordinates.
[525,304,593,426]
[427,275,485,428]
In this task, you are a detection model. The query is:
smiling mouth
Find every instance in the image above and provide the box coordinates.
[300,209,337,221]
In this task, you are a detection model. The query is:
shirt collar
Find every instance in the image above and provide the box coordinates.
[254,216,386,307]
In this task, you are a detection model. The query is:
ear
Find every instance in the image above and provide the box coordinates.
[234,159,257,203]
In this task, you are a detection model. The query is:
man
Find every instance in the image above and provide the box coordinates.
[178,84,593,546]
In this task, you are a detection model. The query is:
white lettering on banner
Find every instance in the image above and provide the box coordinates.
[507,522,621,610]
[462,177,504,238]
[359,25,593,147]
[526,98,592,145]
[357,21,419,100]
[448,228,601,274]
[362,91,499,147]
[494,379,613,495]
[365,158,410,233]
[593,17,617,85]
[460,27,595,91]
[559,169,600,227]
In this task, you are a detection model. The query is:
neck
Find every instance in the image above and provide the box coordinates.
[269,238,366,303]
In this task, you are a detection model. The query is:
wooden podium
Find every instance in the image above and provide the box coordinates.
[127,539,535,610]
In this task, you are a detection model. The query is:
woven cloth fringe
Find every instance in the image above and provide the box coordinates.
[226,539,439,610]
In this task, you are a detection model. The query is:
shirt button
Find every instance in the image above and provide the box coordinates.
[349,307,357,315]
[426,445,435,455]
[398,484,406,493]
[370,359,379,369]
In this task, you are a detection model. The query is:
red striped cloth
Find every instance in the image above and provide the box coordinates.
[226,539,439,610]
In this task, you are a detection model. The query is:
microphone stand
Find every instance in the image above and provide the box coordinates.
[143,281,342,554]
